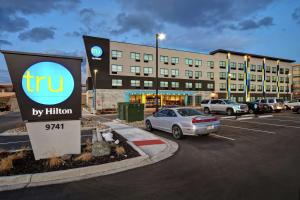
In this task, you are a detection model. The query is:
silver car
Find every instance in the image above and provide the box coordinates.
[145,107,221,139]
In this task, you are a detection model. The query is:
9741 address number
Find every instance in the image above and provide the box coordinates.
[45,123,64,130]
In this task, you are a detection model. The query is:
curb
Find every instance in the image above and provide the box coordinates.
[0,141,149,192]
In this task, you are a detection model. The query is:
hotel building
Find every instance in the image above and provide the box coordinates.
[83,35,295,110]
[292,64,300,99]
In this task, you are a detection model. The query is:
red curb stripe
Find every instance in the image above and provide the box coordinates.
[132,139,165,146]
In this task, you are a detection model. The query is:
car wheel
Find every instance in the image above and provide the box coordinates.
[226,108,234,116]
[275,109,281,113]
[145,120,153,131]
[248,108,254,114]
[297,109,300,114]
[201,133,210,136]
[204,107,210,114]
[172,125,184,140]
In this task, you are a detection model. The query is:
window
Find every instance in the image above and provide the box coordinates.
[171,69,179,77]
[279,68,284,74]
[266,66,271,72]
[195,83,202,89]
[280,77,284,83]
[238,73,244,80]
[238,97,244,102]
[171,57,179,65]
[111,64,123,73]
[220,72,226,80]
[280,86,284,92]
[185,58,193,66]
[144,54,153,62]
[257,75,262,81]
[144,81,153,87]
[160,81,168,88]
[160,55,168,63]
[185,70,193,78]
[285,68,289,75]
[231,73,236,80]
[130,52,140,60]
[171,82,179,88]
[160,68,169,76]
[195,59,202,67]
[272,67,277,73]
[195,71,202,79]
[112,79,122,86]
[250,85,256,91]
[220,83,226,90]
[272,76,277,82]
[286,86,289,92]
[143,67,153,75]
[207,72,214,79]
[131,80,140,87]
[266,85,271,91]
[286,76,290,83]
[130,66,140,74]
[251,74,256,81]
[257,65,262,72]
[250,64,256,71]
[272,85,277,92]
[207,61,214,68]
[230,84,237,91]
[238,84,244,91]
[266,76,270,82]
[185,82,193,89]
[257,85,262,91]
[238,63,244,70]
[219,61,226,68]
[111,50,122,59]
[230,62,236,69]
[207,83,214,89]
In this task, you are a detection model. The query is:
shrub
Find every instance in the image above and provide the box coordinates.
[115,146,126,157]
[74,152,93,162]
[84,139,92,152]
[46,157,64,168]
[0,156,14,172]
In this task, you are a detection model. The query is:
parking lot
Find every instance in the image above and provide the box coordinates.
[0,111,299,200]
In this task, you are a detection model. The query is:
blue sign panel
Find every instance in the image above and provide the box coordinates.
[91,46,103,57]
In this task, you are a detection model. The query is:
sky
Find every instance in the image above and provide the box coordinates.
[0,0,300,83]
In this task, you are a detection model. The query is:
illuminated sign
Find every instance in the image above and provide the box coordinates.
[91,46,103,58]
[22,62,74,105]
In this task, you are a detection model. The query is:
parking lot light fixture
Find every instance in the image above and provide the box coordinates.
[155,33,166,112]
[93,69,98,114]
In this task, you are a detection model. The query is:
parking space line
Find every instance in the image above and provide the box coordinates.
[224,119,300,129]
[236,117,253,121]
[221,124,276,134]
[257,115,273,118]
[0,140,29,145]
[220,116,236,119]
[273,115,300,119]
[210,133,235,141]
[260,118,300,123]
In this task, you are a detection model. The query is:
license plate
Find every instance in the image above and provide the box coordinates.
[207,125,214,130]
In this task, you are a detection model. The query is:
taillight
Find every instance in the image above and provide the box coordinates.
[192,117,218,123]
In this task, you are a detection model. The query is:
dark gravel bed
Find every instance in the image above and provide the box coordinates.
[0,131,140,176]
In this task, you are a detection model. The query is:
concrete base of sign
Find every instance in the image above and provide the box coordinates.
[0,137,178,192]
[26,120,81,160]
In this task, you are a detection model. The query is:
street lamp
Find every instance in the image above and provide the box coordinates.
[287,73,292,101]
[155,32,166,112]
[93,69,98,114]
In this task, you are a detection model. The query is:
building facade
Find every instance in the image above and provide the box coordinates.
[292,64,300,99]
[83,35,295,110]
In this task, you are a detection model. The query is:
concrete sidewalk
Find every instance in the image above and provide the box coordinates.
[104,121,178,163]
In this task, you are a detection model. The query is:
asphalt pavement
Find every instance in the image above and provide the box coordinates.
[0,111,300,200]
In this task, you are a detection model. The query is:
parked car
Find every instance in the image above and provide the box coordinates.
[255,98,284,112]
[201,99,248,115]
[292,105,300,114]
[145,107,220,139]
[284,99,300,110]
[243,101,270,114]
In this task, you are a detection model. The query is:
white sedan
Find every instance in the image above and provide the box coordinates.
[284,100,300,110]
[145,107,220,139]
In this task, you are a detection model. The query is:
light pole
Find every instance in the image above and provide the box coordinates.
[93,69,98,114]
[155,33,166,112]
[287,73,291,101]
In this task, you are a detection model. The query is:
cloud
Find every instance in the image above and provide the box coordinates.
[18,27,56,42]
[292,7,300,24]
[0,0,80,33]
[0,39,12,47]
[117,0,275,28]
[112,13,163,35]
[231,16,274,30]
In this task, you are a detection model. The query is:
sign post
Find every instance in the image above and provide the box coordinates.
[1,50,82,160]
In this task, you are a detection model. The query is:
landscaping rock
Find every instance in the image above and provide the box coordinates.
[92,141,111,157]
[102,132,114,142]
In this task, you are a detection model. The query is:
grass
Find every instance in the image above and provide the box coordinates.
[115,146,126,157]
[74,152,93,162]
[46,157,65,168]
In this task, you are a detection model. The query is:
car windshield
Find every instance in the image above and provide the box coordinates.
[177,109,203,117]
[223,100,236,104]
[276,99,284,103]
